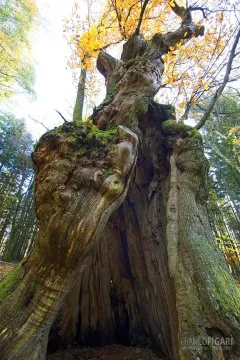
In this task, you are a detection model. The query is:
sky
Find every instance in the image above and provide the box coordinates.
[4,0,85,139]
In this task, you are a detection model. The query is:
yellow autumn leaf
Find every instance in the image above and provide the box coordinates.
[179,102,185,109]
[231,256,239,263]
[203,81,210,90]
[168,0,175,7]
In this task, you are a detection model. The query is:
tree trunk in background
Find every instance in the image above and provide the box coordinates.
[73,68,87,123]
[11,179,38,260]
[3,173,27,261]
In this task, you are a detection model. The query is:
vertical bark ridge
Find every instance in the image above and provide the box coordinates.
[165,130,240,359]
[166,149,179,277]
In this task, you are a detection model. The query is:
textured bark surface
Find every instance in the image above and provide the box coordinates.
[73,68,87,123]
[49,108,178,360]
[0,122,138,360]
[49,109,240,360]
[165,132,240,359]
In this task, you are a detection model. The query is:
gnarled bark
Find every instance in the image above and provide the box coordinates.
[0,122,138,360]
[49,110,240,360]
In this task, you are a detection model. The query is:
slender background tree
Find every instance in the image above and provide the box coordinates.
[0,113,37,260]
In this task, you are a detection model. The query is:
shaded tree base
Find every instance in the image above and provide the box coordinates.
[47,345,163,360]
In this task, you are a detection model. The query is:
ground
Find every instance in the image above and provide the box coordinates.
[47,345,162,360]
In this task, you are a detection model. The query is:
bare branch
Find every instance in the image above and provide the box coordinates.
[168,0,192,25]
[55,110,67,123]
[124,0,140,34]
[97,39,123,52]
[189,6,207,18]
[28,116,49,131]
[111,0,126,38]
[135,0,150,35]
[151,1,204,55]
[196,104,240,116]
[195,28,240,130]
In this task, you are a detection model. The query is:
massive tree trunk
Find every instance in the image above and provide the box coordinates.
[1,15,240,360]
[49,107,240,360]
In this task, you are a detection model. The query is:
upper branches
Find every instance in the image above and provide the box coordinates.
[135,0,150,35]
[69,0,239,128]
[151,0,204,55]
[195,27,240,130]
[97,51,119,86]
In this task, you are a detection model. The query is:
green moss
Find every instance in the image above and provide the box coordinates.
[161,120,202,140]
[136,95,148,115]
[103,167,114,178]
[34,129,62,151]
[76,148,86,156]
[125,58,136,69]
[189,231,240,323]
[33,121,117,162]
[66,135,78,145]
[161,120,193,134]
[122,94,149,129]
[86,125,117,145]
[52,191,61,205]
[187,128,202,139]
[0,263,24,304]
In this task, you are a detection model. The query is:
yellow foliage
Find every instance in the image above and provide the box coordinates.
[228,126,240,135]
[203,81,210,90]
[179,102,185,109]
[232,256,239,263]
[66,0,237,119]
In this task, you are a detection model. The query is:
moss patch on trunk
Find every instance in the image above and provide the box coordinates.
[0,263,24,304]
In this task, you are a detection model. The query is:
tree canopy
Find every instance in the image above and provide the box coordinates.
[0,0,38,100]
[66,0,240,126]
